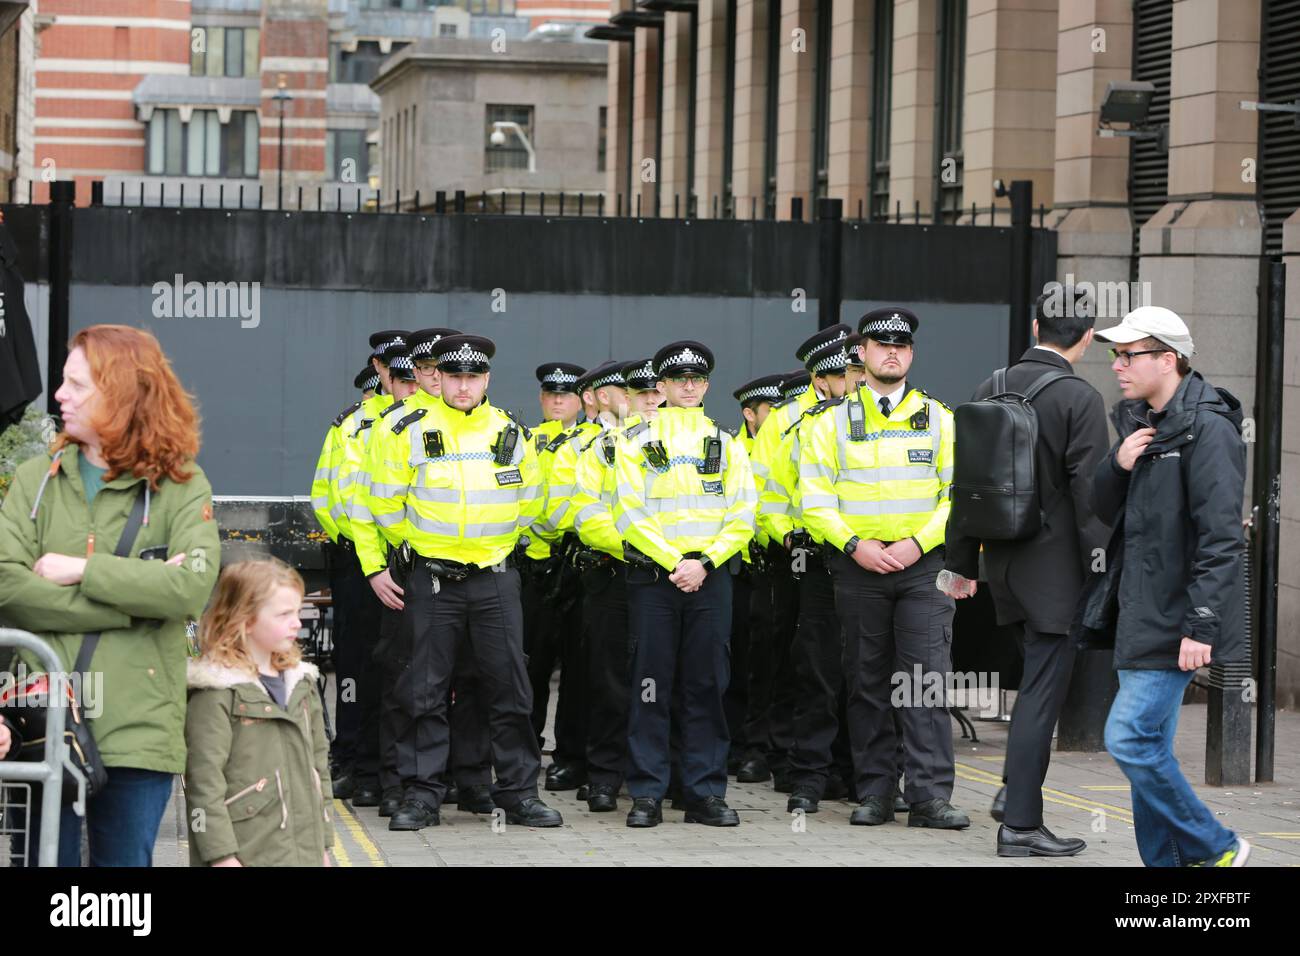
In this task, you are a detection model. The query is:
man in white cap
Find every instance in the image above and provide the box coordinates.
[1085,305,1250,866]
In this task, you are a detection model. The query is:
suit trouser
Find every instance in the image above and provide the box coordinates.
[751,546,800,770]
[364,605,402,792]
[394,561,540,810]
[626,565,732,803]
[522,558,587,768]
[830,548,956,804]
[722,568,754,755]
[788,552,846,793]
[582,561,631,788]
[1002,624,1076,828]
[329,543,381,772]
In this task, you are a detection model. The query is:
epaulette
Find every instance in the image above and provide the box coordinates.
[721,424,741,438]
[380,398,407,418]
[916,388,953,414]
[783,396,843,437]
[771,396,797,411]
[332,400,363,428]
[624,420,651,440]
[500,408,533,441]
[392,407,428,434]
[545,431,570,453]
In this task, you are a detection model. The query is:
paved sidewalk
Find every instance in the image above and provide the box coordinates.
[154,689,1300,867]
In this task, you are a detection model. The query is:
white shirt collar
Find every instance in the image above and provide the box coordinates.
[864,381,907,415]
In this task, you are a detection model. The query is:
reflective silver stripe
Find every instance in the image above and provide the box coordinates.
[751,460,771,478]
[837,465,935,483]
[839,497,938,516]
[938,466,953,482]
[374,510,406,528]
[662,520,725,538]
[335,472,361,491]
[617,482,643,500]
[645,494,732,514]
[797,462,833,481]
[370,482,410,498]
[762,478,789,495]
[800,494,839,510]
[546,484,575,498]
[574,503,605,528]
[311,494,330,510]
[518,485,542,500]
[931,402,941,462]
[350,501,374,521]
[758,500,790,515]
[464,520,517,538]
[328,504,347,521]
[406,512,459,536]
[550,501,572,524]
[312,466,337,483]
[408,485,460,503]
[615,505,652,534]
[465,488,521,504]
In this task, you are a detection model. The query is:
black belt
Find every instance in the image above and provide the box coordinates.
[414,553,511,581]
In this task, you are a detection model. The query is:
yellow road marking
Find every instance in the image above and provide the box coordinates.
[333,798,387,867]
[955,762,1135,824]
[1081,786,1132,791]
[1258,832,1300,839]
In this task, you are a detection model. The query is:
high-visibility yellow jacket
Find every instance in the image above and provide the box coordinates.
[751,389,817,545]
[539,420,604,537]
[613,406,756,572]
[799,385,954,554]
[570,418,639,560]
[737,425,770,549]
[311,402,358,543]
[353,394,541,572]
[531,418,568,455]
[524,420,579,559]
[349,392,437,574]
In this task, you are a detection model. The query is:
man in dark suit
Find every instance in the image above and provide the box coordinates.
[943,291,1111,857]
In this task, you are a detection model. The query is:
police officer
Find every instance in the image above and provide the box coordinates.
[800,308,969,829]
[568,358,662,812]
[367,329,410,403]
[779,326,857,813]
[533,362,587,450]
[747,367,816,793]
[369,333,562,830]
[725,373,785,783]
[356,365,380,400]
[845,333,865,391]
[614,341,756,827]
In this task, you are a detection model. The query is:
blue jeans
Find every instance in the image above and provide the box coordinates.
[22,767,174,867]
[1104,668,1236,866]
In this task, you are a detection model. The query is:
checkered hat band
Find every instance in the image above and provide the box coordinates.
[811,350,849,373]
[362,374,380,389]
[783,382,810,398]
[411,339,441,357]
[440,344,489,365]
[543,370,579,385]
[656,347,708,375]
[630,362,655,380]
[863,315,911,335]
[389,355,414,372]
[798,329,848,362]
[738,385,781,403]
[589,372,626,389]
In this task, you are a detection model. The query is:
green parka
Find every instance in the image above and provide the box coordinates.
[184,657,335,866]
[0,443,221,773]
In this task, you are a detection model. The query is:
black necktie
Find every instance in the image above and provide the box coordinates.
[879,396,891,417]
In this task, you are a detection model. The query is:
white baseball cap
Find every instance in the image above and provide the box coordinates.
[1095,305,1194,358]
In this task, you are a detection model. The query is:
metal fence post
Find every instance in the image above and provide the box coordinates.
[816,197,842,331]
[46,181,75,416]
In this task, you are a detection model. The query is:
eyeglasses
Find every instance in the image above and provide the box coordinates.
[1109,347,1169,368]
[414,361,439,373]
[666,375,708,385]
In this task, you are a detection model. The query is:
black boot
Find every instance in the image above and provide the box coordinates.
[786,785,820,814]
[849,794,895,826]
[505,797,563,827]
[736,751,771,783]
[350,780,381,807]
[626,797,663,828]
[908,797,970,830]
[586,784,619,812]
[683,796,740,827]
[378,788,402,818]
[457,784,495,814]
[388,798,439,831]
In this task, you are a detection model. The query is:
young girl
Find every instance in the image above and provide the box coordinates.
[184,559,335,867]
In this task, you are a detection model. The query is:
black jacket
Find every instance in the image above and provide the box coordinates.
[1076,371,1246,669]
[945,347,1112,634]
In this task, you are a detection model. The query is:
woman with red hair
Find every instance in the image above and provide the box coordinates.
[0,324,221,866]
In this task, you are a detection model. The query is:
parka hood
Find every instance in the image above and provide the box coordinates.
[1110,371,1243,437]
[187,656,319,697]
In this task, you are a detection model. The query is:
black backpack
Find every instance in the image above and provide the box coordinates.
[950,367,1081,541]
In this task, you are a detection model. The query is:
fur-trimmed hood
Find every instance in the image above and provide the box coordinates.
[187,656,319,696]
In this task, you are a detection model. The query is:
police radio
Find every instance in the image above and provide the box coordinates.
[644,440,669,469]
[493,424,519,466]
[601,432,617,465]
[423,430,445,459]
[700,435,722,473]
[909,404,929,431]
[846,398,868,441]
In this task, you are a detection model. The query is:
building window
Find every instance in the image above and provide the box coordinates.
[1129,0,1173,265]
[597,106,607,173]
[812,0,832,203]
[1257,0,1300,254]
[439,23,459,37]
[147,109,260,177]
[330,40,397,86]
[327,129,367,182]
[485,104,534,172]
[191,27,260,78]
[932,0,966,223]
[869,0,893,220]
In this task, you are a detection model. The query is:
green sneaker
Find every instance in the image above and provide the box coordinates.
[1191,838,1251,867]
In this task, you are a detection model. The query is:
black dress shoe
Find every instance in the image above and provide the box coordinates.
[331,772,354,800]
[997,824,1086,857]
[457,783,495,814]
[736,753,771,783]
[626,797,662,828]
[378,789,402,818]
[990,785,1007,822]
[445,782,460,806]
[684,796,740,827]
[350,781,381,807]
[771,769,795,794]
[849,795,895,826]
[388,798,439,831]
[894,788,909,814]
[544,764,588,791]
[727,752,743,775]
[787,786,820,814]
[587,784,618,812]
[576,785,590,801]
[908,797,970,830]
[506,796,563,827]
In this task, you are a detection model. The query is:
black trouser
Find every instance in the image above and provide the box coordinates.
[522,555,586,768]
[328,541,381,773]
[788,550,845,794]
[626,564,732,803]
[394,560,540,810]
[748,543,800,771]
[722,568,754,756]
[582,560,631,789]
[830,548,956,804]
[1002,624,1076,828]
[363,605,402,792]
